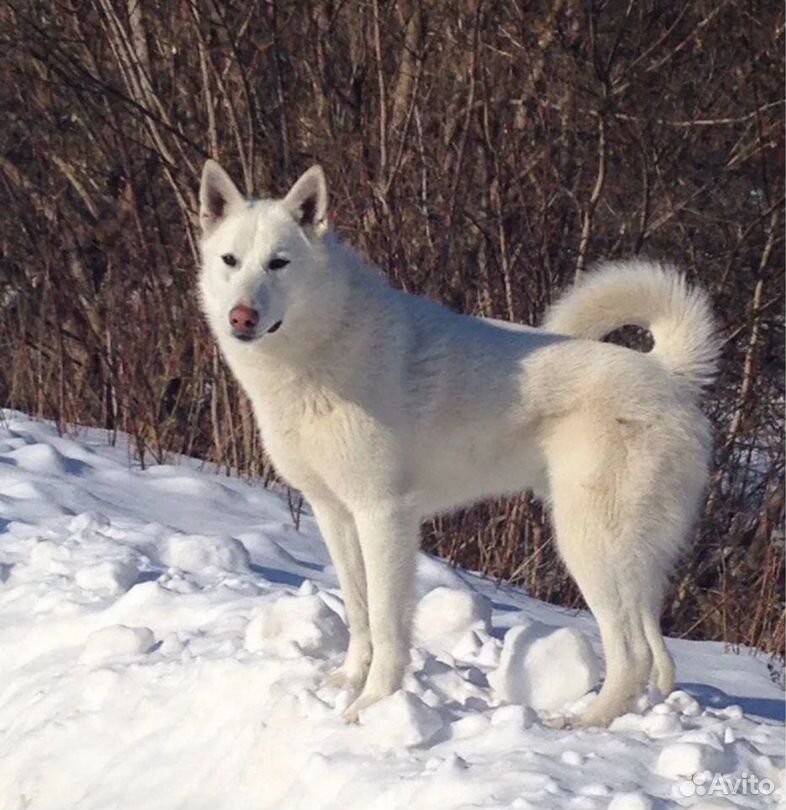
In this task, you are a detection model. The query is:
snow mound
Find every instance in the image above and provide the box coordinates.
[75,559,139,594]
[608,792,654,810]
[81,624,156,662]
[162,533,251,572]
[360,690,445,747]
[69,511,111,533]
[7,442,74,475]
[414,585,492,651]
[28,539,73,575]
[490,703,537,729]
[244,593,349,658]
[488,620,600,711]
[655,741,728,779]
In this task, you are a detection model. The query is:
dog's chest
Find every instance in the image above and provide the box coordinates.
[253,383,350,495]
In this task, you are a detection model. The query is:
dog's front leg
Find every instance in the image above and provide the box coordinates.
[343,505,419,722]
[310,498,372,690]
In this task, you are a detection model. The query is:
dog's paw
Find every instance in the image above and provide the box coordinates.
[323,665,366,691]
[570,708,616,729]
[543,712,573,730]
[342,690,387,723]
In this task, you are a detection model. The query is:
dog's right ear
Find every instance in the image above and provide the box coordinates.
[199,160,245,235]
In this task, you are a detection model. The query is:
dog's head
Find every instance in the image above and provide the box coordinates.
[197,161,332,349]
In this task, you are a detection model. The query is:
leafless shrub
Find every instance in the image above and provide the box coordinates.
[0,0,782,658]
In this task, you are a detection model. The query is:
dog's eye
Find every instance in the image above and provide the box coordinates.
[221,254,238,267]
[268,257,290,271]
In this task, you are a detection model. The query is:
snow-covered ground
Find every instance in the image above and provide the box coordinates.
[0,410,782,810]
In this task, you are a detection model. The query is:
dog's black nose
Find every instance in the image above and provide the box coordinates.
[229,304,259,334]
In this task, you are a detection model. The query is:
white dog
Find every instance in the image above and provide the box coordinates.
[197,161,718,726]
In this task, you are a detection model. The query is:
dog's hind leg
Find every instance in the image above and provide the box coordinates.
[550,484,654,726]
[342,504,419,721]
[545,411,704,726]
[544,417,679,726]
[642,607,675,698]
[311,497,372,690]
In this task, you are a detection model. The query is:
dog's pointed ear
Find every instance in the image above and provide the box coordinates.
[199,160,244,235]
[282,166,328,236]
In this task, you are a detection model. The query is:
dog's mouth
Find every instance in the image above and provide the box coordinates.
[233,320,282,342]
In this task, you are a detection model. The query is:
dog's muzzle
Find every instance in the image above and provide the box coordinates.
[229,303,282,341]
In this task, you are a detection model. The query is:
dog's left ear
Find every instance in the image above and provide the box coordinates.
[283,166,328,236]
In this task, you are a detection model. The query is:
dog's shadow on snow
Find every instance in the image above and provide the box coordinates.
[251,564,306,588]
[250,557,324,589]
[680,681,785,722]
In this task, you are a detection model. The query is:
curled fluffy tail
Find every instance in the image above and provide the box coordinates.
[543,260,719,388]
